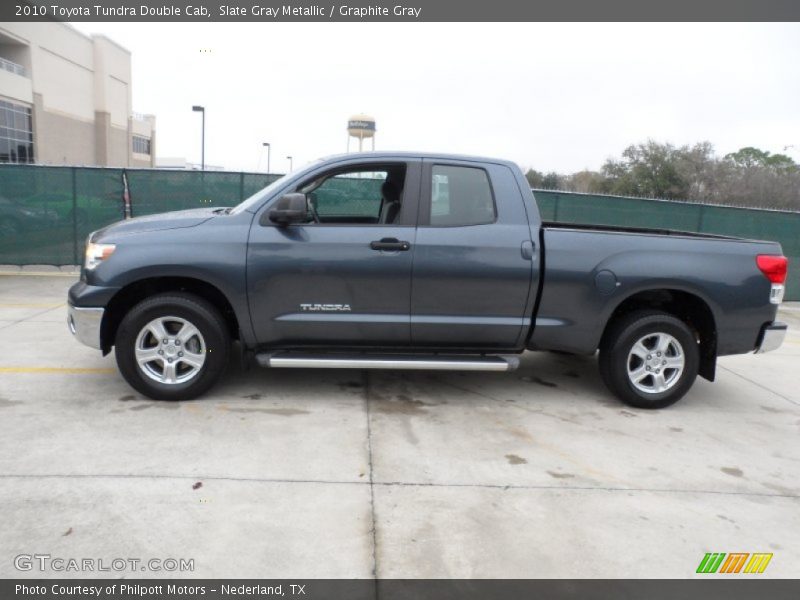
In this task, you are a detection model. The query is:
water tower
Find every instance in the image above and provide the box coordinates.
[347,114,376,152]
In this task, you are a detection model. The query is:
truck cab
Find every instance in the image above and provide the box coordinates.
[242,154,539,350]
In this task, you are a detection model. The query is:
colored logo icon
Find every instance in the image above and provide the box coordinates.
[696,552,773,574]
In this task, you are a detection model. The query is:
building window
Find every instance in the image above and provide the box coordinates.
[132,135,151,155]
[0,100,34,164]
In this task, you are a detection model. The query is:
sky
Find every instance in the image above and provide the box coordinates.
[71,22,800,174]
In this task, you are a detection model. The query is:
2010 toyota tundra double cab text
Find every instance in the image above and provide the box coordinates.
[67,152,789,409]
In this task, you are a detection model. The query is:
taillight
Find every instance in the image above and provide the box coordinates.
[756,255,788,284]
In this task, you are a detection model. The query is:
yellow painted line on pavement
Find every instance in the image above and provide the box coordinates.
[0,367,115,374]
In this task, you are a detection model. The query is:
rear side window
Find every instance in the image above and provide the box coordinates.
[429,165,495,226]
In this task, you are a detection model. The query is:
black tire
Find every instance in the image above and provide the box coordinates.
[115,293,230,401]
[599,310,699,409]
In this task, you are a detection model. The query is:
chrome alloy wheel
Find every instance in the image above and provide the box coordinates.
[134,316,206,384]
[626,332,685,394]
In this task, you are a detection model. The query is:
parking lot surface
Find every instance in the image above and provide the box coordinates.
[1,273,798,578]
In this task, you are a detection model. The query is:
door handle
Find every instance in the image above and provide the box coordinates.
[521,240,535,260]
[370,237,411,252]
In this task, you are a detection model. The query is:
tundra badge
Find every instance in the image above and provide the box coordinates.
[299,303,352,312]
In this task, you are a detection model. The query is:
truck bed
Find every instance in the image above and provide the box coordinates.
[542,221,746,242]
[531,224,782,357]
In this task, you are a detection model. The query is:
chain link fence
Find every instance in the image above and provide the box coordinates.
[124,169,279,217]
[0,165,797,300]
[0,166,126,265]
[0,166,280,265]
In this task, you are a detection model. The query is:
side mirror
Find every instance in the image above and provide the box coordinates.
[264,193,309,226]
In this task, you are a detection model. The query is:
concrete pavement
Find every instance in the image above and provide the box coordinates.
[0,274,798,578]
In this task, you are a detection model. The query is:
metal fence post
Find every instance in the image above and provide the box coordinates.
[239,171,245,201]
[121,170,131,219]
[553,194,560,222]
[71,167,78,265]
[697,203,706,232]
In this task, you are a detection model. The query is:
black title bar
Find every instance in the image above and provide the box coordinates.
[5,0,800,22]
[4,579,800,600]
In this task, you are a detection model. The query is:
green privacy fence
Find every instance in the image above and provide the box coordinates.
[0,165,797,300]
[534,190,800,300]
[0,165,280,265]
[0,167,126,266]
[124,169,280,217]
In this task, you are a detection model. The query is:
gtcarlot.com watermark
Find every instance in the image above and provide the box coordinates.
[14,553,194,573]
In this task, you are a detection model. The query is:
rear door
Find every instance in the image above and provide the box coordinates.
[247,159,421,347]
[410,160,536,349]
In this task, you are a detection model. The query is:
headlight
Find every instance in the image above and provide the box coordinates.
[84,242,116,270]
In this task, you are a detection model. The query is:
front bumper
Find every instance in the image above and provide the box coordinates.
[67,304,104,350]
[755,322,787,354]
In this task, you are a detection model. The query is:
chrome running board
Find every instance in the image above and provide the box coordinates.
[256,352,519,372]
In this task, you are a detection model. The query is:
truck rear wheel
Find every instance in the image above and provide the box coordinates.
[115,293,230,401]
[599,310,699,409]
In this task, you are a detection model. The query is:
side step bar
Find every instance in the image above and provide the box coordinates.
[256,352,520,372]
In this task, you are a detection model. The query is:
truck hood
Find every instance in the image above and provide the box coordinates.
[92,207,223,240]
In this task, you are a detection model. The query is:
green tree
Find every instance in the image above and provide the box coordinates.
[724,147,771,168]
[541,171,562,189]
[523,141,799,209]
[525,169,544,188]
[765,153,796,170]
[567,170,609,193]
[722,146,799,207]
[602,140,689,199]
[676,141,718,202]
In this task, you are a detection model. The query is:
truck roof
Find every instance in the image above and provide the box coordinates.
[319,151,519,169]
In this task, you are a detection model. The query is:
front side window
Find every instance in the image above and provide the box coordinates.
[299,164,407,225]
[0,100,34,164]
[429,165,495,226]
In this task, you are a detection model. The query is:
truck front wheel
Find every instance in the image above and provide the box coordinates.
[599,310,699,409]
[115,293,230,401]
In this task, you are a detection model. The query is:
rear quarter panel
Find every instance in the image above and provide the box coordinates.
[530,228,781,356]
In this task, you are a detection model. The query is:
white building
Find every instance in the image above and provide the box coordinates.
[0,22,155,167]
[155,157,225,171]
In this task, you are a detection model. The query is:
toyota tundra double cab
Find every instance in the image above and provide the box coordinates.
[68,152,788,408]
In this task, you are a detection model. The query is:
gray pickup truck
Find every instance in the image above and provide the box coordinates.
[67,152,788,408]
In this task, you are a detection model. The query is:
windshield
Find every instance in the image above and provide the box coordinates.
[229,158,325,215]
[229,174,290,215]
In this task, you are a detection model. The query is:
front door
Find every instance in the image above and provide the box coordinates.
[247,160,421,347]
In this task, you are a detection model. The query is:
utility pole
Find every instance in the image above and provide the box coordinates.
[192,105,205,170]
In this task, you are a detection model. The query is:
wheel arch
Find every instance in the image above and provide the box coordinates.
[600,288,718,381]
[100,276,240,354]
